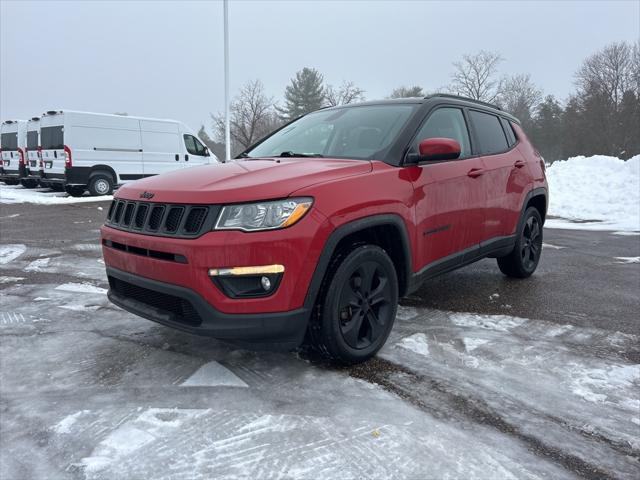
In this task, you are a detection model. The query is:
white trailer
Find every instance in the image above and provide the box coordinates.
[40,110,218,196]
[0,119,27,185]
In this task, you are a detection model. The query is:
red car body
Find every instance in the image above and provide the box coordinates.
[101,95,548,351]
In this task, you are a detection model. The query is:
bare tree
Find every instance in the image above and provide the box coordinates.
[325,80,365,106]
[388,85,425,98]
[449,50,503,103]
[575,41,635,107]
[212,79,281,156]
[497,73,542,125]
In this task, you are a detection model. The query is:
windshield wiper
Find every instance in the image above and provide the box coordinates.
[278,151,323,158]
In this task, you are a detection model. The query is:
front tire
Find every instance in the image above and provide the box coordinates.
[88,173,113,196]
[497,206,543,278]
[308,245,398,364]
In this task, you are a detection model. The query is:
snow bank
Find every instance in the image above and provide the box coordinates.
[546,155,640,231]
[0,184,112,204]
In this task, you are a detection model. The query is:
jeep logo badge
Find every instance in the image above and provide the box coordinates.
[140,191,155,199]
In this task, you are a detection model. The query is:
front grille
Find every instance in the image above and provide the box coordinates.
[148,205,165,231]
[105,200,218,238]
[134,204,148,229]
[123,203,135,226]
[108,276,202,326]
[184,207,207,234]
[164,207,184,233]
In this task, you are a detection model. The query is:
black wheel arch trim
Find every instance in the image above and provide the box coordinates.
[302,214,413,311]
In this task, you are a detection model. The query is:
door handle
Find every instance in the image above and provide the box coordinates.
[467,168,485,178]
[185,154,189,161]
[175,154,179,161]
[514,159,526,168]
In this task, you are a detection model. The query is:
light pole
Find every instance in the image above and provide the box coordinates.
[223,0,231,162]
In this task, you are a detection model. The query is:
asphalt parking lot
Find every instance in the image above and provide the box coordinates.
[1,201,639,480]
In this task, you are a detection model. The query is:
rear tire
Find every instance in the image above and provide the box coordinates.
[497,207,543,278]
[65,185,85,197]
[4,179,19,186]
[20,179,38,189]
[307,244,398,364]
[51,183,64,191]
[88,173,114,196]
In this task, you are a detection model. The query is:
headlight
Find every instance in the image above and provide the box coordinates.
[214,197,313,231]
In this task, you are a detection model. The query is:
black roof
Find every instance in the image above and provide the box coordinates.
[322,94,520,124]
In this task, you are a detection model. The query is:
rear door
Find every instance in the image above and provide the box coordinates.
[26,128,39,172]
[409,106,486,269]
[1,130,18,169]
[41,123,65,176]
[468,111,528,240]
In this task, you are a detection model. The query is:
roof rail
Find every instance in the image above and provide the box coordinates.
[425,93,502,111]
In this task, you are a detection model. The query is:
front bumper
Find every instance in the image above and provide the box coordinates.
[107,266,309,349]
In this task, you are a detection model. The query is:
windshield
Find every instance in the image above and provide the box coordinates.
[244,104,417,160]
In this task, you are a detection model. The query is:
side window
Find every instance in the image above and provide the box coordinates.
[413,108,471,158]
[183,134,207,156]
[500,117,517,147]
[469,110,509,155]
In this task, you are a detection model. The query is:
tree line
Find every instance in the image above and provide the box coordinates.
[199,40,639,162]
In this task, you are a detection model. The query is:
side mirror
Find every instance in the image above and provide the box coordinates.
[408,137,461,164]
[204,147,210,157]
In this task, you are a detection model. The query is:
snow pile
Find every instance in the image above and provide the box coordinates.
[0,184,112,204]
[546,155,640,231]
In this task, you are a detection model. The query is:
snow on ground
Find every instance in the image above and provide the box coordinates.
[546,155,640,231]
[381,309,640,478]
[0,183,112,204]
[0,244,26,265]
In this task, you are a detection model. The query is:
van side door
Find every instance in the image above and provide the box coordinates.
[140,120,182,176]
[408,106,487,270]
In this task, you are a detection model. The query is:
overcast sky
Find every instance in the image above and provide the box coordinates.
[1,0,638,134]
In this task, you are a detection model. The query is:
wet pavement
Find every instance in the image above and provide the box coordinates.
[1,201,639,479]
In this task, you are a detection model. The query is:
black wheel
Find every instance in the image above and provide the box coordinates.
[88,173,113,196]
[308,245,398,364]
[65,185,85,197]
[51,183,64,191]
[4,179,19,186]
[497,207,543,278]
[20,179,38,189]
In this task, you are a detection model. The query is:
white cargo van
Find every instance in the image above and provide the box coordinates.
[23,117,42,188]
[40,110,217,196]
[0,120,27,185]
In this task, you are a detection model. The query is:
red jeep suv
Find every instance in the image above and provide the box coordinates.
[101,95,547,364]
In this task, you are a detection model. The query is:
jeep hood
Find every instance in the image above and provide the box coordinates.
[116,158,372,204]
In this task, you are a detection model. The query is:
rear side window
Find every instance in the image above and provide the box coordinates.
[469,110,509,155]
[500,118,517,146]
[183,134,207,156]
[27,131,39,149]
[41,126,64,150]
[1,132,18,150]
[412,107,471,158]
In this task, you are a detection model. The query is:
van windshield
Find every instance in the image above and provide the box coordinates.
[1,132,18,151]
[27,131,38,149]
[41,126,64,150]
[243,104,417,160]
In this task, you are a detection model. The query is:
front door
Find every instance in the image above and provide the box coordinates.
[408,107,487,270]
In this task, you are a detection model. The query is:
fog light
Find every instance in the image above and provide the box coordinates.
[261,276,271,291]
